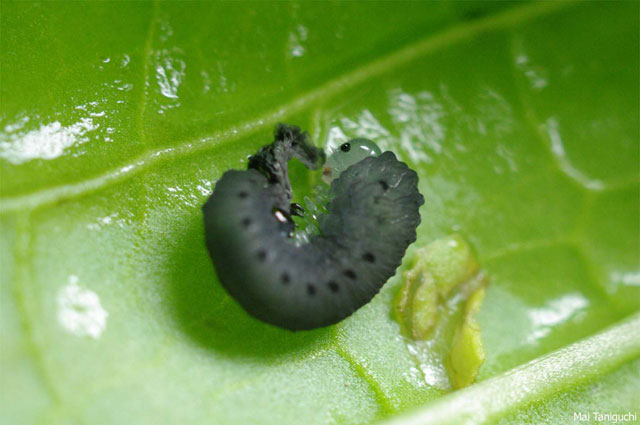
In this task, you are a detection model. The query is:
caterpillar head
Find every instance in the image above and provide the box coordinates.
[322,138,382,183]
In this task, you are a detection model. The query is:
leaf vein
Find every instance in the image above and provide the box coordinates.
[506,34,637,194]
[333,343,396,417]
[137,0,159,146]
[11,214,61,405]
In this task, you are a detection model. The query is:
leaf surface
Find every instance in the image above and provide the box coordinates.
[1,2,638,424]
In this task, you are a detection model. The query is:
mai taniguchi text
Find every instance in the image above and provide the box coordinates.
[574,411,637,423]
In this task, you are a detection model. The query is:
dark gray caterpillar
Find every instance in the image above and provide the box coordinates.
[203,124,424,331]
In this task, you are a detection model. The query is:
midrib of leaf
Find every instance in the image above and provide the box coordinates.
[0,0,576,215]
[378,312,640,425]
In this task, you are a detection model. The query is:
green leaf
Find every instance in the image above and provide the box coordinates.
[1,1,638,424]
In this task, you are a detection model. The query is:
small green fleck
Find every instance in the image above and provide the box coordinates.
[409,273,439,339]
[449,286,487,389]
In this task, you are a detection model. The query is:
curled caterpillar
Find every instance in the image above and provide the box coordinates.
[203,124,424,331]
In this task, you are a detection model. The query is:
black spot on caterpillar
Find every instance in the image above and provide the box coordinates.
[203,124,424,331]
